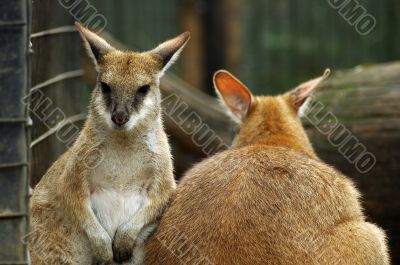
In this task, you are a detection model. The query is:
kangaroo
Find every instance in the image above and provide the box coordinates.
[146,70,390,265]
[29,22,190,265]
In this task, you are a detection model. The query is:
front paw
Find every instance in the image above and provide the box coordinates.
[90,232,113,263]
[112,227,137,263]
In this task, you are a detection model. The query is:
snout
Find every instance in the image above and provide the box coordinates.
[111,111,129,127]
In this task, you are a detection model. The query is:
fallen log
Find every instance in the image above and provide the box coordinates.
[305,62,400,264]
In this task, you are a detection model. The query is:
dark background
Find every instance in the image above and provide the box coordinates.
[90,0,400,94]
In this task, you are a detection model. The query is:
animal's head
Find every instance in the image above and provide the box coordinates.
[76,22,190,131]
[213,69,330,155]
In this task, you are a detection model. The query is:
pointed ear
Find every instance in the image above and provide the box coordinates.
[291,69,331,113]
[75,22,115,69]
[152,32,191,74]
[213,70,253,123]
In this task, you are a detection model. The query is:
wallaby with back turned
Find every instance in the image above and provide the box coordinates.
[146,70,390,265]
[29,22,190,265]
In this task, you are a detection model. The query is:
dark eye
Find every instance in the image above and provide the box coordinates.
[100,82,111,94]
[137,85,150,95]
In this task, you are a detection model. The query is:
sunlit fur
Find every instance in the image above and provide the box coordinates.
[29,23,190,265]
[146,72,390,265]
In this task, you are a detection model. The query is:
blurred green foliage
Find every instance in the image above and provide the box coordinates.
[91,0,400,94]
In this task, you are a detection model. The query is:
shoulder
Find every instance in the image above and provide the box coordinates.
[180,145,344,185]
[32,150,72,198]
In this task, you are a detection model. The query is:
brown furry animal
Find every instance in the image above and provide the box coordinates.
[146,70,390,265]
[29,22,190,265]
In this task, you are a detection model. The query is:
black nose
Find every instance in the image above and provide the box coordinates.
[111,112,129,126]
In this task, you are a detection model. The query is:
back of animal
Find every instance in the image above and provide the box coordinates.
[146,70,389,265]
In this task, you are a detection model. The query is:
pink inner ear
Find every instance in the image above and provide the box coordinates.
[294,79,321,109]
[215,71,252,120]
[153,32,191,67]
[295,69,331,108]
[297,79,321,98]
[230,95,248,116]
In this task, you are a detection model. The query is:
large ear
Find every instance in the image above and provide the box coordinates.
[291,69,331,115]
[75,22,115,69]
[152,32,191,75]
[213,70,253,123]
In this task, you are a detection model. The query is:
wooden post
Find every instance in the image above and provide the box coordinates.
[0,0,31,263]
[181,0,206,90]
[304,62,400,263]
[30,0,88,187]
[202,0,242,94]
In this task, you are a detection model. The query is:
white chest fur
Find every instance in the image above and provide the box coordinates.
[90,189,148,236]
[88,137,155,237]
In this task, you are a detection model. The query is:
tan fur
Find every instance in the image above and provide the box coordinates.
[146,70,390,265]
[30,23,190,265]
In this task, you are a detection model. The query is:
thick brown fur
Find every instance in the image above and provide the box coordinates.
[145,70,390,265]
[29,23,190,265]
